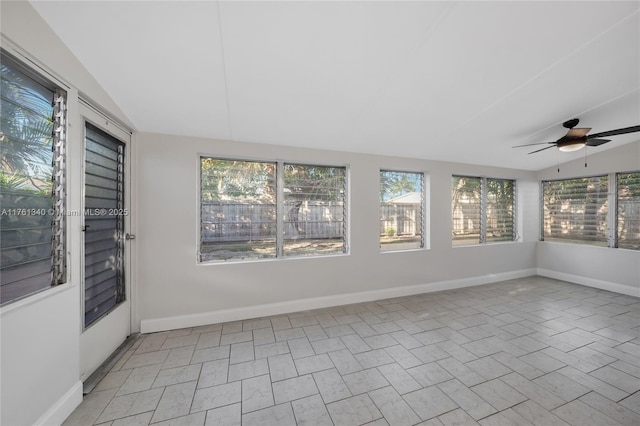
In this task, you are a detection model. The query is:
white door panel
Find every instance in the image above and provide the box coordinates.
[80,104,132,380]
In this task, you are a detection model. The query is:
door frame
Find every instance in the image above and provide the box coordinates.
[79,101,135,381]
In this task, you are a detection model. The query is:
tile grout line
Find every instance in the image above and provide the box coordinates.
[67,278,640,426]
[83,333,142,395]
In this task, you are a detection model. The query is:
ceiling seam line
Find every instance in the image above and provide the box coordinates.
[216,0,233,141]
[440,8,640,143]
[338,1,460,143]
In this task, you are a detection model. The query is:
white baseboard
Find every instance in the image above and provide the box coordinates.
[537,268,640,297]
[34,381,82,426]
[141,268,536,333]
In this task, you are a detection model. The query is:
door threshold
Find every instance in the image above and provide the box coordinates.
[83,333,141,394]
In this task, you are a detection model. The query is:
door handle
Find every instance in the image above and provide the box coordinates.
[125,233,135,240]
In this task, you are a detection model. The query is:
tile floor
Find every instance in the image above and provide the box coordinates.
[64,276,640,426]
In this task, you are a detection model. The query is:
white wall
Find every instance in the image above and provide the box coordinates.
[536,141,640,296]
[2,3,636,425]
[137,132,539,332]
[1,287,81,426]
[0,2,132,425]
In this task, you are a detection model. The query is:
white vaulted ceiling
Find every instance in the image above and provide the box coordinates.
[30,1,640,170]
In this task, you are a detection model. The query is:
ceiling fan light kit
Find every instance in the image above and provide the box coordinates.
[558,140,586,152]
[513,118,640,155]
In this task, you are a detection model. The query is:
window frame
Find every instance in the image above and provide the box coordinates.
[0,49,67,306]
[542,171,640,251]
[379,170,425,252]
[198,156,349,263]
[541,174,610,247]
[282,162,348,258]
[200,157,278,262]
[451,175,517,246]
[616,171,640,250]
[485,177,517,244]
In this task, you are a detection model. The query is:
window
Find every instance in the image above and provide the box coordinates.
[542,176,609,246]
[451,176,516,245]
[200,158,347,262]
[201,159,277,261]
[486,178,516,243]
[617,172,640,250]
[1,51,67,305]
[452,176,481,245]
[83,123,127,327]
[379,170,424,251]
[284,164,346,257]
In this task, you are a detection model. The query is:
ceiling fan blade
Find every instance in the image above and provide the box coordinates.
[588,125,640,138]
[566,128,591,138]
[513,142,555,148]
[585,138,611,147]
[528,146,555,154]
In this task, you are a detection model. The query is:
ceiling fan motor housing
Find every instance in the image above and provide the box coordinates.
[563,118,580,129]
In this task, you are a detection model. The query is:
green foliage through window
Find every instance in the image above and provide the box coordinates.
[1,50,66,305]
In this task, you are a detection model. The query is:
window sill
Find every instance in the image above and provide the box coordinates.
[197,252,350,266]
[0,282,73,317]
[452,240,520,248]
[380,247,428,254]
[538,240,609,248]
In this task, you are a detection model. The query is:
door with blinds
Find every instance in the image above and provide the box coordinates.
[80,106,132,381]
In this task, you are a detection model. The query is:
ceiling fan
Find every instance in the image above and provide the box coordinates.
[513,118,640,154]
